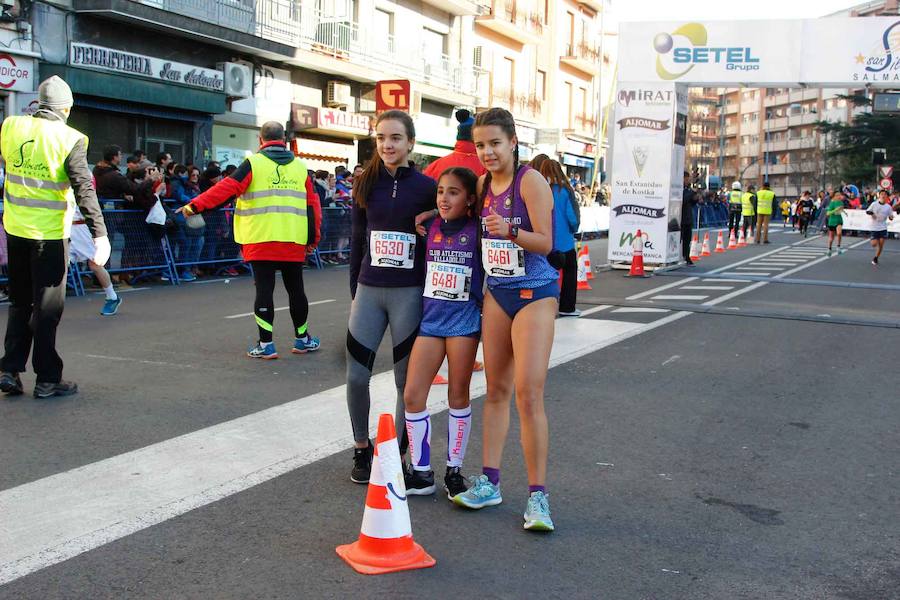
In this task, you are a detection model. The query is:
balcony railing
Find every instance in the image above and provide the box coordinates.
[138,0,298,46]
[566,41,600,63]
[297,7,484,97]
[574,113,598,133]
[476,0,544,43]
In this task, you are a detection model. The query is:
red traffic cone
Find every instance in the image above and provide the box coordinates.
[625,229,649,278]
[737,228,746,247]
[432,374,448,385]
[689,233,701,261]
[579,244,594,279]
[472,360,483,372]
[727,229,737,250]
[577,247,592,290]
[700,232,711,256]
[337,414,436,574]
[714,231,726,253]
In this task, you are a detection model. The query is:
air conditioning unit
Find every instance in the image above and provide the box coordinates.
[217,62,253,99]
[326,80,352,108]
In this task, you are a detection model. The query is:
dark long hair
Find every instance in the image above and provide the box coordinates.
[530,153,551,174]
[473,107,519,214]
[438,166,478,218]
[353,110,416,209]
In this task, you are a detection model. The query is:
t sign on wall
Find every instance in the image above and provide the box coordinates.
[376,80,411,113]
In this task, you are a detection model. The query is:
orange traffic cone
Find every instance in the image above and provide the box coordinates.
[580,244,594,279]
[625,229,649,278]
[337,414,436,575]
[472,360,483,372]
[700,232,711,256]
[714,231,726,253]
[727,229,737,250]
[737,228,746,247]
[577,247,592,290]
[432,374,448,385]
[689,233,701,261]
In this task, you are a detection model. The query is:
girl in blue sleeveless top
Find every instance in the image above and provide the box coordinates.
[452,108,558,532]
[402,167,482,500]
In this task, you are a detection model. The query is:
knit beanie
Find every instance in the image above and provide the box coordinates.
[456,109,474,141]
[38,76,74,110]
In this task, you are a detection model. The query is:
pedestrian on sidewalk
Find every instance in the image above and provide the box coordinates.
[345,110,437,484]
[681,170,698,263]
[867,189,894,265]
[755,181,775,244]
[540,159,581,315]
[178,121,322,359]
[0,75,111,398]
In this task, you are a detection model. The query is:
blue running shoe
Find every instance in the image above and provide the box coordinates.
[247,342,278,360]
[451,474,502,509]
[100,296,122,316]
[292,335,321,354]
[180,271,196,282]
[523,491,554,531]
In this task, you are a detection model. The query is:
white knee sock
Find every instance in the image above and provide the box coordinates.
[104,285,117,301]
[405,409,431,471]
[446,406,472,468]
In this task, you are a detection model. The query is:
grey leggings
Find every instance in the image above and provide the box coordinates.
[346,283,423,445]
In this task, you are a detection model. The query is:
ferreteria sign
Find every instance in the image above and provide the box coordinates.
[618,17,900,87]
[69,43,224,92]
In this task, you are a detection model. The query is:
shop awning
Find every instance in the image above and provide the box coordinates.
[39,64,226,115]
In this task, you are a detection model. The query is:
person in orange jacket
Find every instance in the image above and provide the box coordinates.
[179,122,322,359]
[423,110,486,181]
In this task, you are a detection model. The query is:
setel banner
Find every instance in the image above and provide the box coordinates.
[608,82,686,265]
[619,18,900,87]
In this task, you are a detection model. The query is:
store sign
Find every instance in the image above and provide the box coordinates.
[16,92,38,116]
[376,79,411,112]
[0,53,34,92]
[69,43,224,92]
[290,104,370,136]
[516,124,537,145]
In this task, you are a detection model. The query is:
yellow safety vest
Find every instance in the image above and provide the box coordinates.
[741,192,755,216]
[756,189,775,215]
[729,190,743,205]
[234,152,309,245]
[1,115,86,240]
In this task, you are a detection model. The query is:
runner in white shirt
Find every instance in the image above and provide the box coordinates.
[867,189,895,266]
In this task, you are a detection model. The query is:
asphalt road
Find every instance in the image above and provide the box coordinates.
[1,227,898,599]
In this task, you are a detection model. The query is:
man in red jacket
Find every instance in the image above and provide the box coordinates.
[423,109,486,181]
[179,122,322,359]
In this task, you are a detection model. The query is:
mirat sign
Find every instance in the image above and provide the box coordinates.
[618,17,900,86]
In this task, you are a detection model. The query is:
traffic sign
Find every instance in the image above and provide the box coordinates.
[879,165,893,179]
[880,177,892,190]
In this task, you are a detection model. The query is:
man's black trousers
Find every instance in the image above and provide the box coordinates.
[1,234,69,383]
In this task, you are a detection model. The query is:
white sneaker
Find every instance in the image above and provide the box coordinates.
[558,309,582,318]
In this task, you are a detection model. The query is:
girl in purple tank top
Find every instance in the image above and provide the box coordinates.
[451,108,558,532]
[402,168,482,499]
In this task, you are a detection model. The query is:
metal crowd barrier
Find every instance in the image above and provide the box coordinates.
[160,200,247,280]
[311,205,352,268]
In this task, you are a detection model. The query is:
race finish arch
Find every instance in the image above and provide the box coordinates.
[609,17,900,268]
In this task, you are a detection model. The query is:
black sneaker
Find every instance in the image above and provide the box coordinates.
[0,372,23,396]
[444,466,467,499]
[350,440,373,484]
[404,464,435,496]
[34,380,78,399]
[872,256,879,266]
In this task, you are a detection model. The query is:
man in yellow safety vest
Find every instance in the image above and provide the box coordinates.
[179,121,322,359]
[741,184,757,242]
[728,181,743,236]
[0,76,110,398]
[755,181,776,244]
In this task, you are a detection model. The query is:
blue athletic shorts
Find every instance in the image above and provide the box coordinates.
[871,229,888,240]
[488,281,559,319]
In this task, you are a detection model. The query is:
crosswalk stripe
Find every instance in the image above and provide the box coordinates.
[611,307,671,313]
[651,294,708,300]
[681,285,735,291]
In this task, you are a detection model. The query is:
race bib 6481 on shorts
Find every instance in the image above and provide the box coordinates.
[370,231,416,269]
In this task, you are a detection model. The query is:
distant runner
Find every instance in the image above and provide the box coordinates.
[867,189,894,266]
[826,191,845,256]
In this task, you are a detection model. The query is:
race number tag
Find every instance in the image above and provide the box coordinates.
[370,231,416,269]
[424,262,472,302]
[481,239,526,277]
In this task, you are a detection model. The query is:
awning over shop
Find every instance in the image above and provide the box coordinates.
[39,64,226,115]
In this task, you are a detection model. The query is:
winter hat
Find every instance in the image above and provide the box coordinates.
[456,109,474,141]
[38,76,74,110]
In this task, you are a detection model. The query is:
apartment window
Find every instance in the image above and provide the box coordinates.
[374,9,393,54]
[422,28,445,64]
[566,81,574,129]
[536,70,546,101]
[494,57,514,102]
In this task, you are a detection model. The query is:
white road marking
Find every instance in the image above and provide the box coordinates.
[224,299,335,319]
[611,307,670,314]
[661,355,680,366]
[681,285,735,291]
[721,272,771,276]
[702,278,746,283]
[580,305,611,317]
[651,295,708,301]
[78,354,192,369]
[736,267,776,271]
[92,287,150,294]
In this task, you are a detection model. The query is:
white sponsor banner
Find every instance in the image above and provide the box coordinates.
[838,208,900,233]
[619,18,900,87]
[608,82,685,265]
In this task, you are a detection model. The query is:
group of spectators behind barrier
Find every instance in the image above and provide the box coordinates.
[0,200,356,295]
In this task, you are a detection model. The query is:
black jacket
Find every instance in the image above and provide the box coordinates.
[681,186,698,227]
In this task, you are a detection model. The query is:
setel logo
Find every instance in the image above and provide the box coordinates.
[653,23,759,80]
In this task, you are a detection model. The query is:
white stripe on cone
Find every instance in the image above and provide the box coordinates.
[359,435,412,539]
